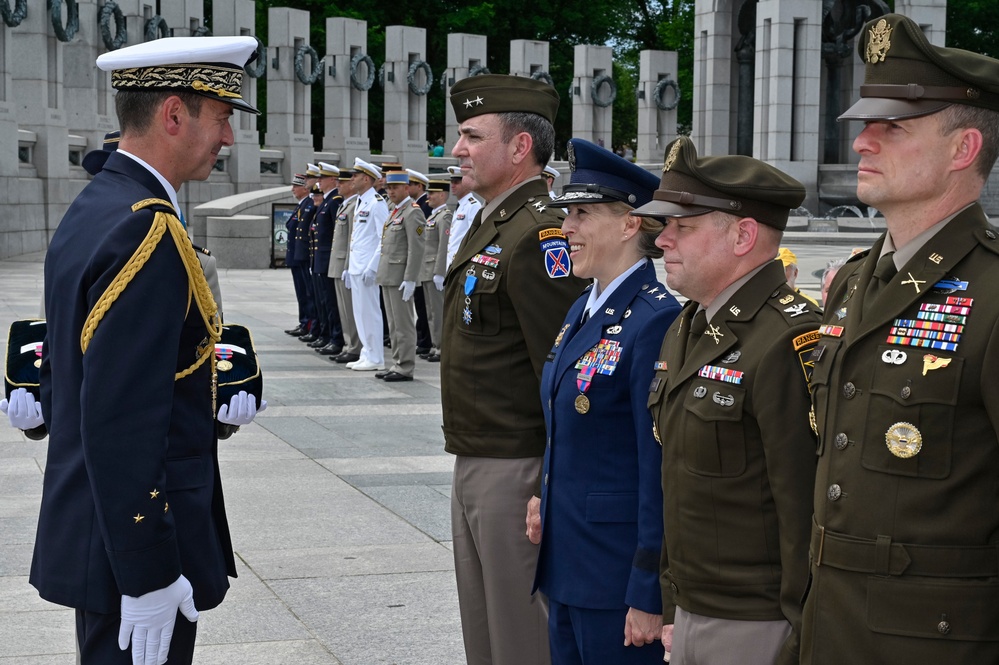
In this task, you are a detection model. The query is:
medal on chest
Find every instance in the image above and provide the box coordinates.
[463,268,477,325]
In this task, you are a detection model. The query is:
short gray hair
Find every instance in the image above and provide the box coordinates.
[497,111,555,168]
[937,104,999,180]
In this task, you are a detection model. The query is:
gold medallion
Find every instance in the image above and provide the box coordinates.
[574,394,590,414]
[886,422,922,459]
[217,359,233,372]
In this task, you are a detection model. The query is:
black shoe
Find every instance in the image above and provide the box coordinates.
[427,353,440,363]
[332,352,360,364]
[299,333,318,343]
[308,337,329,349]
[318,343,343,355]
[374,369,392,379]
[382,371,414,382]
[415,346,431,355]
[285,325,306,336]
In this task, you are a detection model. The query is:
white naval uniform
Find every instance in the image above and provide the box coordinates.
[445,193,483,270]
[348,186,388,365]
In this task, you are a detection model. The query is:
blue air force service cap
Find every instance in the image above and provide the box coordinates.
[551,138,660,209]
[840,13,999,121]
[96,36,260,115]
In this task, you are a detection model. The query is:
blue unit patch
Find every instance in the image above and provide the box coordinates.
[544,238,571,278]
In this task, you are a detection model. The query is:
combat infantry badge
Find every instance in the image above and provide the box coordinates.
[866,18,893,64]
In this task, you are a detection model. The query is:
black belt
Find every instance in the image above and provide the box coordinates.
[811,521,999,578]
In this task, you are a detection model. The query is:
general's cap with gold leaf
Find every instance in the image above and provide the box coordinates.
[449,74,559,124]
[840,13,999,121]
[631,137,805,230]
[97,36,260,114]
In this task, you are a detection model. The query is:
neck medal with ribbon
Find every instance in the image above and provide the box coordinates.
[463,268,478,325]
[573,338,623,414]
[215,343,239,372]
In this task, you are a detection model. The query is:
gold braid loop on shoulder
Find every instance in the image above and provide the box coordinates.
[79,198,222,384]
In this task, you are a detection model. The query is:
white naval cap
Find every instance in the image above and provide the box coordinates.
[447,165,462,178]
[318,161,339,177]
[353,157,381,180]
[543,164,560,179]
[406,168,429,186]
[306,163,321,177]
[96,36,259,114]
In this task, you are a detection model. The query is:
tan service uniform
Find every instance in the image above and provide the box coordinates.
[376,198,425,377]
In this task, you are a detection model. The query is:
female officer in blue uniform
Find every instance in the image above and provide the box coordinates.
[529,138,681,664]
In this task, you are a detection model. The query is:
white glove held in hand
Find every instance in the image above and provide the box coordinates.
[341,270,352,289]
[433,274,445,291]
[217,390,267,426]
[362,269,377,287]
[0,388,44,430]
[399,281,417,302]
[118,574,198,665]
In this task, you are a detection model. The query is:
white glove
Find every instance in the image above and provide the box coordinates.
[433,274,445,291]
[362,269,377,287]
[341,270,351,289]
[217,391,267,426]
[399,281,417,301]
[118,574,199,665]
[0,388,44,430]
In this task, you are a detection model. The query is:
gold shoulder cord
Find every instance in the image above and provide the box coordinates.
[79,199,222,400]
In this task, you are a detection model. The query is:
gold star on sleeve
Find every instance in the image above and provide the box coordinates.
[133,514,144,524]
[149,489,160,499]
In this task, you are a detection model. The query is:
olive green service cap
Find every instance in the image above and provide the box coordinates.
[449,74,559,124]
[840,13,999,121]
[631,137,805,230]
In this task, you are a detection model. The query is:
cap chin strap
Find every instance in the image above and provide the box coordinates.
[860,83,981,102]
[653,188,742,212]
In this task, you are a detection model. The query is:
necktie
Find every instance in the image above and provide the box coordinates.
[685,309,707,361]
[862,251,896,317]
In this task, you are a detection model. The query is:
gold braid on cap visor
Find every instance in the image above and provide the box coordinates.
[111,64,245,101]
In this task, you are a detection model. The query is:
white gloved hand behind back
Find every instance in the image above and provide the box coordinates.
[118,574,199,665]
[0,388,44,430]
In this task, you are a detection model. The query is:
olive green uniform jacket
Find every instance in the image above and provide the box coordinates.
[648,260,820,665]
[419,205,452,283]
[441,178,586,458]
[801,204,999,665]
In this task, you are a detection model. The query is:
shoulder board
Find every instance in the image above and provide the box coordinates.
[374,193,385,201]
[412,202,421,208]
[131,197,177,216]
[191,244,212,257]
[976,224,999,256]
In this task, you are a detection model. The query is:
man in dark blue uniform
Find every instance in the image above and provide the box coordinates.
[284,172,318,337]
[31,36,260,665]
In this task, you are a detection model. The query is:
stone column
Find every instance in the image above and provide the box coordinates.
[325,17,370,165]
[693,0,736,156]
[570,44,613,149]
[264,7,315,186]
[636,50,679,163]
[895,0,947,46]
[754,0,821,211]
[510,39,550,79]
[444,33,487,155]
[160,0,204,37]
[383,25,429,172]
[63,1,114,159]
[213,0,261,194]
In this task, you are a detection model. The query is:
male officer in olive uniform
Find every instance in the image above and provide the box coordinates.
[419,178,452,361]
[406,168,435,354]
[31,36,260,664]
[330,168,362,364]
[375,171,426,381]
[633,137,820,665]
[801,14,999,665]
[443,74,588,665]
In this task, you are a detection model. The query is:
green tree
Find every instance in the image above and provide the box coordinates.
[945,0,999,57]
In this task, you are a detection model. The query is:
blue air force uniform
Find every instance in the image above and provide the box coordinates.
[535,265,680,649]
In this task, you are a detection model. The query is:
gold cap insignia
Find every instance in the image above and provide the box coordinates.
[866,18,893,64]
[663,139,683,172]
[886,421,922,458]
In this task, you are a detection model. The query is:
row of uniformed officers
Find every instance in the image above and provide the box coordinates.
[282,160,481,380]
